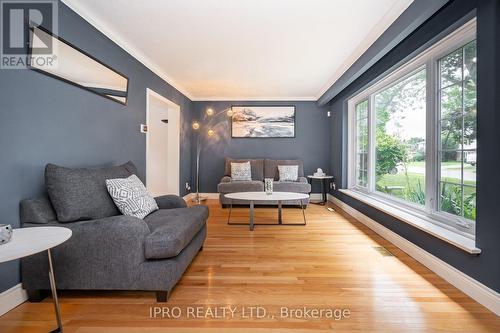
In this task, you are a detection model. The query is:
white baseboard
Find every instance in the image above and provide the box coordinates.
[0,283,28,316]
[328,194,500,316]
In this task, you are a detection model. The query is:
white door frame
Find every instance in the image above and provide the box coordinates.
[145,88,181,195]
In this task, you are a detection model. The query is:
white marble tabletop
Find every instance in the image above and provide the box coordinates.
[225,191,309,201]
[307,175,334,179]
[0,227,72,263]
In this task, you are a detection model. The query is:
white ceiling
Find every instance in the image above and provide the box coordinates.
[62,0,412,101]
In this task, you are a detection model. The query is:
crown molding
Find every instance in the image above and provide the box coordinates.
[190,96,317,102]
[315,0,413,100]
[61,0,194,100]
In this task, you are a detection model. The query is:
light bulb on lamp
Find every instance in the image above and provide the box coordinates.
[206,108,214,116]
[226,109,233,117]
[192,121,200,130]
[207,129,215,136]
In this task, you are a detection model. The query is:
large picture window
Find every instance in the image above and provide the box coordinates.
[348,20,476,235]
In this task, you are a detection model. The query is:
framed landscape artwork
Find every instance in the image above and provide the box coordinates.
[231,106,296,138]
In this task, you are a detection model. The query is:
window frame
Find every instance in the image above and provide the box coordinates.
[347,19,477,237]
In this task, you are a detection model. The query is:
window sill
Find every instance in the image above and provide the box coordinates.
[338,189,481,254]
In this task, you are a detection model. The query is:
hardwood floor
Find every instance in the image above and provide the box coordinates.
[1,200,498,332]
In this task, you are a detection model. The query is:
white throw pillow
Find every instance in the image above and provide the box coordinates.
[278,165,299,182]
[231,161,252,181]
[106,174,159,219]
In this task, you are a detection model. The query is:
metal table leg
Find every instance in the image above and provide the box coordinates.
[227,200,233,224]
[322,179,328,204]
[301,199,307,224]
[47,249,62,333]
[249,201,254,231]
[278,200,282,224]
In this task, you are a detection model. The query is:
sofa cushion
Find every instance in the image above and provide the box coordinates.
[278,165,299,182]
[273,179,311,193]
[106,175,159,219]
[265,159,304,180]
[217,180,264,193]
[224,158,264,181]
[143,206,209,259]
[45,161,137,222]
[230,161,252,181]
[20,196,57,224]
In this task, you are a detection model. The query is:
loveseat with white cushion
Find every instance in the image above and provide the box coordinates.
[217,158,311,206]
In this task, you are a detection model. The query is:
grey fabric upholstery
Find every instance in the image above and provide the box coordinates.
[273,179,311,193]
[217,180,264,193]
[22,221,206,291]
[45,161,137,222]
[218,158,309,206]
[264,159,304,180]
[144,206,208,259]
[21,186,207,296]
[20,196,57,224]
[154,195,187,210]
[220,176,232,183]
[224,158,264,181]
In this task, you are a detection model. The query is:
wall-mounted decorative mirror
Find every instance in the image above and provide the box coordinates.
[28,26,129,105]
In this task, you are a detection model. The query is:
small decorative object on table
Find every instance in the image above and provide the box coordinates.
[0,224,12,244]
[313,168,326,177]
[264,178,274,195]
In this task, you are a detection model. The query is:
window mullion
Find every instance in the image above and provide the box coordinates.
[426,58,437,213]
[368,95,376,193]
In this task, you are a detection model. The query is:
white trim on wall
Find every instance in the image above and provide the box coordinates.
[0,283,28,317]
[328,194,500,316]
[190,96,317,102]
[146,88,181,196]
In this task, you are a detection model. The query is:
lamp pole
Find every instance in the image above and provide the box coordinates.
[192,108,232,203]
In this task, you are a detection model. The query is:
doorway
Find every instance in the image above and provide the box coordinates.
[146,88,180,196]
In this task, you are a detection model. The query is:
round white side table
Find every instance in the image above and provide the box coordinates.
[307,175,334,205]
[0,226,72,333]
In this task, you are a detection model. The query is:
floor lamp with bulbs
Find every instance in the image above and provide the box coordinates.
[191,107,233,203]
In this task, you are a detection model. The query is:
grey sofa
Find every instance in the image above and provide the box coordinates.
[20,161,207,302]
[218,158,311,206]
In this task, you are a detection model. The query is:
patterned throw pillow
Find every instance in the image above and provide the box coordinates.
[106,174,159,219]
[231,161,252,181]
[278,165,299,182]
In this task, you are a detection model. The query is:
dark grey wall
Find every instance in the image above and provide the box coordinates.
[192,101,330,193]
[0,1,193,292]
[328,0,500,292]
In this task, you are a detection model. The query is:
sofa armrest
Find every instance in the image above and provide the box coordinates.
[298,176,308,183]
[220,176,232,183]
[155,195,187,209]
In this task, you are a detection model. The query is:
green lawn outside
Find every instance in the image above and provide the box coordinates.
[408,161,475,170]
[376,172,476,197]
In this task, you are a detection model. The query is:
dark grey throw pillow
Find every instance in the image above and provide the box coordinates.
[45,161,137,222]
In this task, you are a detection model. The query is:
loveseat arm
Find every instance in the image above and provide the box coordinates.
[220,176,232,183]
[155,195,187,209]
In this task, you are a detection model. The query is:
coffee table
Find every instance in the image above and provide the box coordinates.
[0,227,72,332]
[225,191,309,231]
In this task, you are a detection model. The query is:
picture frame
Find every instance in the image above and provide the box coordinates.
[231,105,296,138]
